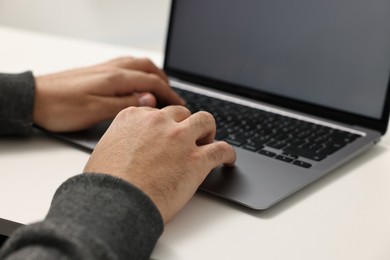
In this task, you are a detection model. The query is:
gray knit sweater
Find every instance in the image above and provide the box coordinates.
[0,72,164,260]
[0,72,35,136]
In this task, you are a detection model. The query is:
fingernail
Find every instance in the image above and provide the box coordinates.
[138,94,153,107]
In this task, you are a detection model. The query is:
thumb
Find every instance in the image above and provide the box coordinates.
[137,92,157,107]
[100,93,157,120]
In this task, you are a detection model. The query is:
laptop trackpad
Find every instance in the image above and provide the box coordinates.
[200,148,321,210]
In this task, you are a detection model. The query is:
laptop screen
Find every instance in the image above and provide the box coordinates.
[165,0,390,120]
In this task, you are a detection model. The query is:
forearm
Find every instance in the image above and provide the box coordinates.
[0,174,164,260]
[0,72,35,136]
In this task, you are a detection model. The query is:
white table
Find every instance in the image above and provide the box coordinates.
[1,26,390,260]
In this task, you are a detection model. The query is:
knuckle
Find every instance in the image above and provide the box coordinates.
[181,106,192,116]
[148,73,165,84]
[199,111,215,122]
[138,57,154,67]
[191,153,204,168]
[145,110,166,125]
[212,143,227,159]
[116,106,138,118]
[116,107,162,129]
[110,56,135,66]
[104,67,124,82]
[208,142,231,162]
[172,105,191,115]
[143,73,165,90]
[192,111,216,129]
[167,124,186,139]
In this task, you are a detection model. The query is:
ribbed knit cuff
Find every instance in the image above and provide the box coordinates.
[0,71,35,136]
[48,173,164,259]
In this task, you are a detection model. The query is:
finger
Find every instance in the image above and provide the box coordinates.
[108,70,185,106]
[137,93,157,107]
[200,141,237,169]
[97,93,157,120]
[108,57,169,83]
[131,58,169,83]
[161,105,191,122]
[182,111,216,145]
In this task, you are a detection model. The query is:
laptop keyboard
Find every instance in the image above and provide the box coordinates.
[174,87,361,168]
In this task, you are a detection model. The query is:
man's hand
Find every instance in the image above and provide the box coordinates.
[33,57,184,132]
[83,106,237,223]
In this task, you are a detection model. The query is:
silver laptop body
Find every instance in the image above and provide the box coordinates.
[53,0,390,210]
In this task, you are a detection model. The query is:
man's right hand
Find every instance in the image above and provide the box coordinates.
[83,106,236,223]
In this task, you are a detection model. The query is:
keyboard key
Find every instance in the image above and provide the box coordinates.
[275,155,294,163]
[225,138,245,146]
[282,152,299,159]
[266,140,288,150]
[215,129,229,140]
[242,143,263,152]
[258,150,276,158]
[317,141,345,155]
[283,147,327,161]
[330,131,360,144]
[293,160,312,168]
[174,87,361,166]
[243,138,266,151]
[224,133,248,146]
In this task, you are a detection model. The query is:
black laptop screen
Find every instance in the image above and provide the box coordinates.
[165,0,390,120]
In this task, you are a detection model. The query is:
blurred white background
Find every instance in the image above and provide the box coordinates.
[0,0,171,52]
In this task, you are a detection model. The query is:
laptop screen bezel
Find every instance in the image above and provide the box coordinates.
[163,0,390,135]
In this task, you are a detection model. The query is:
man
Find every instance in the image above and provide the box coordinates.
[0,57,236,259]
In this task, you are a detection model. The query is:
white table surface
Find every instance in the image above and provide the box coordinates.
[1,25,390,260]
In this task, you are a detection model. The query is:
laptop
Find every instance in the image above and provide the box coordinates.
[0,218,22,244]
[55,0,390,210]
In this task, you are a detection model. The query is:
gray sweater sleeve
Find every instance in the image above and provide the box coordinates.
[0,72,35,136]
[0,173,164,260]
